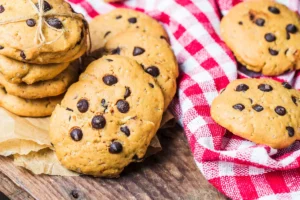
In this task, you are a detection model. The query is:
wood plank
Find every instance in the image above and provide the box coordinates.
[0,126,226,200]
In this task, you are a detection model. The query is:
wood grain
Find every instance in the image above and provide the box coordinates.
[0,126,226,200]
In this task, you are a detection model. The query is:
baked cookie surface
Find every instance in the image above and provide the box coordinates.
[221,1,300,76]
[211,78,300,149]
[105,31,178,110]
[90,8,169,52]
[50,55,164,177]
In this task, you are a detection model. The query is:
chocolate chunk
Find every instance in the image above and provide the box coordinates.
[0,5,5,13]
[26,19,36,27]
[104,31,111,38]
[268,6,280,14]
[109,141,123,154]
[124,87,131,99]
[70,128,83,141]
[282,82,292,89]
[255,18,265,26]
[120,126,130,136]
[103,75,118,86]
[286,24,298,34]
[133,47,145,56]
[286,126,295,137]
[233,104,245,111]
[236,84,249,92]
[149,83,154,88]
[116,15,122,19]
[0,46,4,50]
[107,59,113,62]
[128,17,137,24]
[116,100,130,113]
[252,104,264,112]
[258,84,273,92]
[66,107,73,112]
[292,96,298,106]
[145,66,160,77]
[265,33,276,42]
[92,115,106,129]
[20,51,26,60]
[269,48,279,56]
[77,99,89,113]
[275,106,286,116]
[111,47,120,55]
[46,18,63,29]
[238,21,243,25]
[35,1,52,12]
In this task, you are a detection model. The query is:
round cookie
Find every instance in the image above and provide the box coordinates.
[221,1,300,76]
[0,55,70,84]
[50,55,164,177]
[0,61,79,99]
[90,8,169,52]
[0,0,88,64]
[0,86,63,117]
[104,31,178,110]
[211,78,300,149]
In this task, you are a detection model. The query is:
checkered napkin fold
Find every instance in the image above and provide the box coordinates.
[68,0,300,199]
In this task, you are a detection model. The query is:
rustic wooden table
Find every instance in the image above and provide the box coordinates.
[0,126,226,200]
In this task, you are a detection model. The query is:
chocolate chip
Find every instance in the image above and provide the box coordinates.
[70,190,79,199]
[255,18,265,26]
[107,59,113,62]
[128,17,137,23]
[0,5,4,13]
[236,84,249,92]
[233,104,245,111]
[116,15,122,19]
[92,115,106,129]
[109,141,123,154]
[70,128,83,141]
[292,96,298,106]
[258,84,273,92]
[46,18,63,29]
[26,19,36,27]
[120,126,130,136]
[268,6,280,14]
[275,106,286,116]
[252,104,264,112]
[286,126,295,137]
[269,48,279,56]
[265,33,276,42]
[101,99,108,111]
[133,47,145,56]
[249,13,255,21]
[286,24,298,34]
[77,99,89,113]
[133,154,143,161]
[20,51,26,60]
[249,98,253,104]
[104,31,111,38]
[124,87,131,99]
[149,83,154,88]
[282,82,292,89]
[111,47,120,55]
[66,107,73,112]
[145,66,160,77]
[238,21,243,25]
[35,1,52,12]
[160,35,168,41]
[103,75,118,86]
[117,100,130,113]
[287,32,291,40]
[0,46,3,50]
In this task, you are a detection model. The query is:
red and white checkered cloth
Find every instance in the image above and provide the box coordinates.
[68,0,300,199]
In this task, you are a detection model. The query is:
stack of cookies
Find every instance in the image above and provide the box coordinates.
[49,8,178,177]
[0,0,88,117]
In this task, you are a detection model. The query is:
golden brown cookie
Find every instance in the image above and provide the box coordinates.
[90,8,169,52]
[50,55,164,177]
[0,61,79,99]
[105,31,178,110]
[0,0,88,64]
[221,1,300,76]
[211,78,300,149]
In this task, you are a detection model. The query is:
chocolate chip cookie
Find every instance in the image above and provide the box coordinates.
[221,1,300,76]
[0,86,63,117]
[50,55,164,177]
[211,78,300,149]
[0,0,88,64]
[90,8,169,52]
[0,61,79,99]
[0,55,69,84]
[105,31,178,110]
